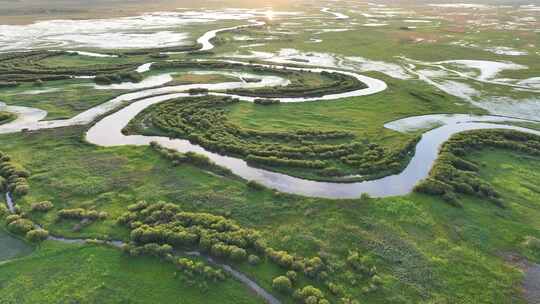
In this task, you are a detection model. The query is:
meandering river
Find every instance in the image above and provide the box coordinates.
[1,20,539,200]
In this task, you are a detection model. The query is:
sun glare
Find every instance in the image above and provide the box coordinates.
[265,10,274,20]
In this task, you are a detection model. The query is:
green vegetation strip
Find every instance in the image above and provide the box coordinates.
[0,51,137,85]
[151,60,367,98]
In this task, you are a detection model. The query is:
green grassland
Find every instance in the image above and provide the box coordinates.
[0,241,261,304]
[226,74,482,146]
[0,3,539,303]
[0,124,538,303]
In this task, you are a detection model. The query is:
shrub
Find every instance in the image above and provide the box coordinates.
[327,282,343,296]
[0,204,8,218]
[246,180,265,191]
[524,236,540,252]
[414,178,452,196]
[286,270,298,283]
[0,176,5,191]
[8,218,34,235]
[26,229,49,243]
[5,214,21,222]
[272,276,292,293]
[31,201,54,212]
[230,246,247,261]
[188,88,209,95]
[12,184,29,196]
[360,193,371,201]
[58,208,107,221]
[267,249,295,269]
[254,99,280,105]
[319,166,341,177]
[248,254,261,265]
[293,286,327,304]
[175,257,226,282]
[371,274,383,286]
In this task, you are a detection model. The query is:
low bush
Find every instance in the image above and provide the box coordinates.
[272,276,292,293]
[524,236,540,252]
[7,218,34,235]
[58,208,108,221]
[94,71,143,85]
[293,286,328,304]
[175,257,226,282]
[0,151,31,198]
[248,254,261,265]
[30,201,54,212]
[254,99,280,105]
[286,270,298,283]
[26,229,49,243]
[188,88,209,95]
[149,142,233,177]
[246,180,265,191]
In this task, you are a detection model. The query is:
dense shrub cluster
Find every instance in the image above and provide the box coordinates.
[118,202,335,289]
[293,286,329,304]
[149,142,233,176]
[0,204,8,218]
[4,213,49,243]
[254,99,280,105]
[122,242,173,257]
[116,202,393,301]
[0,111,16,124]
[94,72,143,85]
[5,215,34,235]
[0,51,137,83]
[127,96,418,180]
[0,81,19,88]
[175,257,226,282]
[346,251,382,294]
[26,229,50,243]
[415,129,540,207]
[272,275,293,293]
[188,88,209,95]
[116,44,201,56]
[58,208,108,221]
[121,236,226,283]
[0,151,30,198]
[118,202,260,263]
[151,60,366,98]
